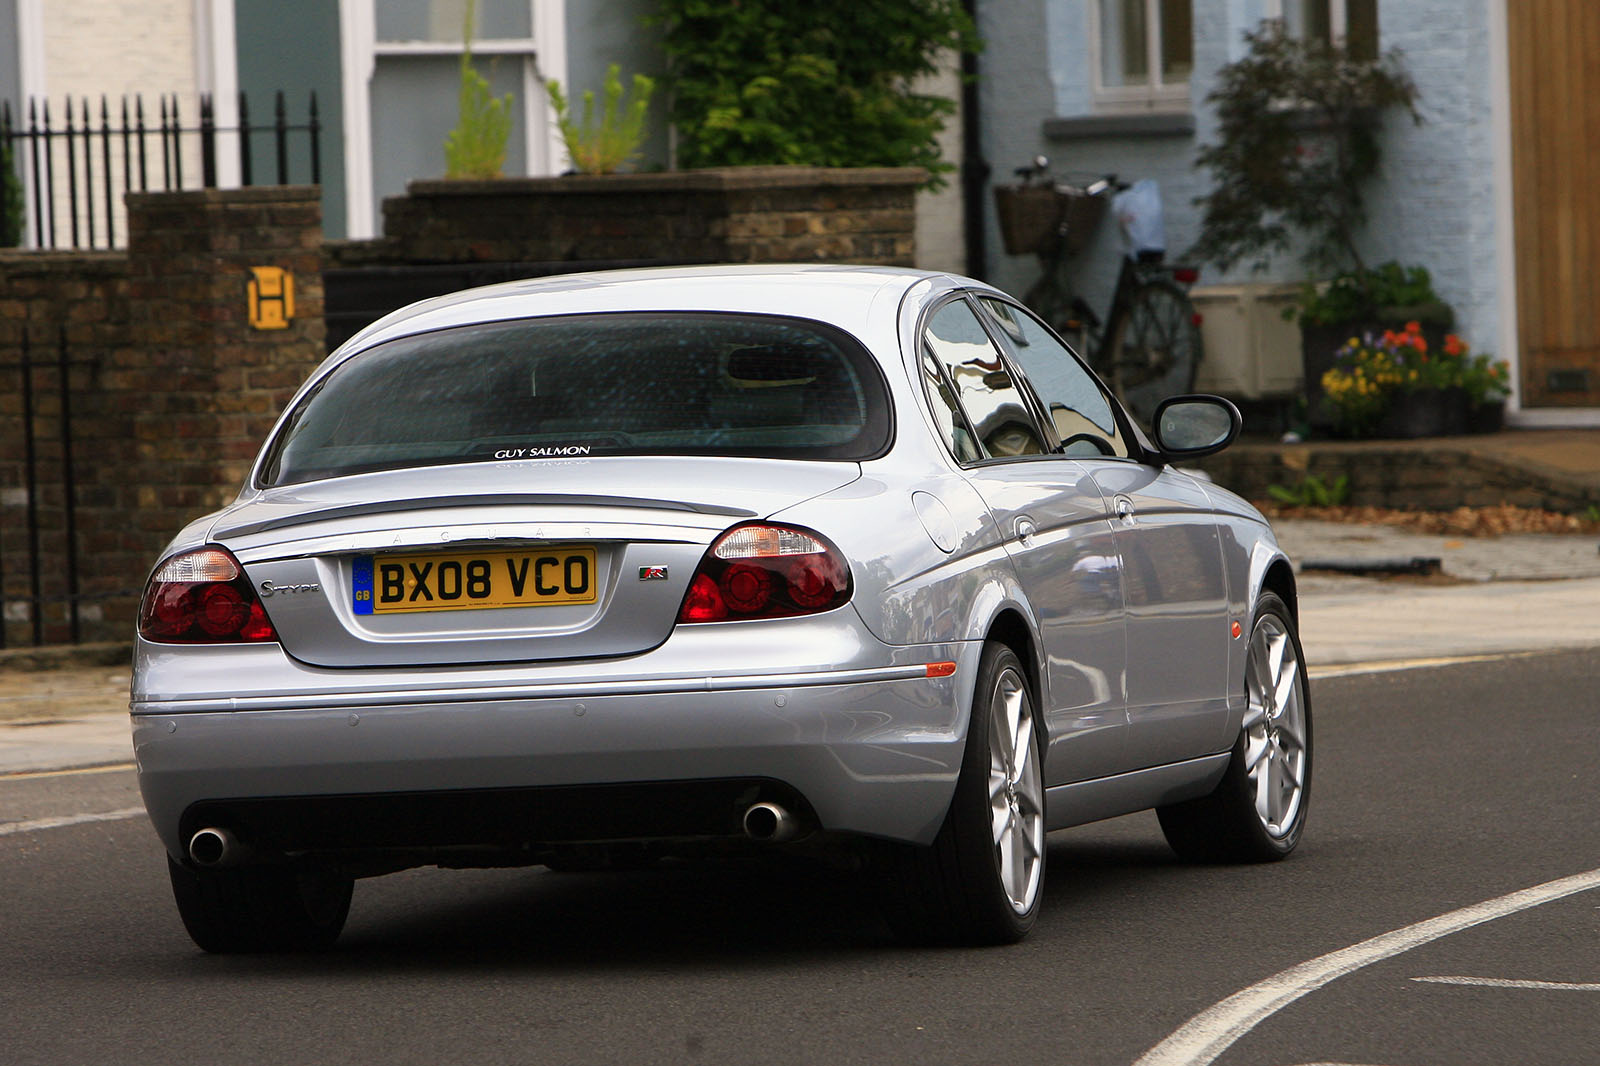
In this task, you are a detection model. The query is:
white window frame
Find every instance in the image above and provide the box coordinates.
[1089,0,1191,114]
[338,0,566,239]
[1265,0,1358,47]
[14,0,45,247]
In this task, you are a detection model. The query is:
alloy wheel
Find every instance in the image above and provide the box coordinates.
[1242,613,1308,838]
[987,666,1045,913]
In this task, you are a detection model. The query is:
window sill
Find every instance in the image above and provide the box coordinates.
[1043,113,1197,141]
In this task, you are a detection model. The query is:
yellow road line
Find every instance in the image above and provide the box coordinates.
[0,762,135,781]
[1308,650,1543,679]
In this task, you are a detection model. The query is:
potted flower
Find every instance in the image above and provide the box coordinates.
[1457,339,1512,433]
[1320,323,1508,437]
[1293,262,1454,427]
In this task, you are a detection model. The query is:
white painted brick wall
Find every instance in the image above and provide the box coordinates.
[42,0,197,104]
[32,1,201,245]
[1360,3,1502,359]
[981,0,1507,383]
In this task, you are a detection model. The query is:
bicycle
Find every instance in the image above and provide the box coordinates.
[995,157,1204,425]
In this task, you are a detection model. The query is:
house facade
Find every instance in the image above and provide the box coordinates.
[4,1,1593,423]
[976,0,1600,425]
[1,1,966,269]
[0,0,666,243]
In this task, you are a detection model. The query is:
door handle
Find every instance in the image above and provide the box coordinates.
[1015,516,1038,545]
[1114,495,1136,525]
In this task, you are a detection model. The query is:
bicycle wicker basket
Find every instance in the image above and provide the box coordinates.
[994,183,1108,257]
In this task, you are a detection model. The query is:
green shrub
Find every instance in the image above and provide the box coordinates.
[1293,261,1448,327]
[1267,474,1350,508]
[651,0,978,186]
[546,63,655,174]
[2,134,23,247]
[1188,20,1419,276]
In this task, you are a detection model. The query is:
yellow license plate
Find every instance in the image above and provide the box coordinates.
[352,547,597,614]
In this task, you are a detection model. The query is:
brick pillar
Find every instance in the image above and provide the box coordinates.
[123,187,325,516]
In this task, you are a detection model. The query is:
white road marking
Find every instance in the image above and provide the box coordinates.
[0,806,144,837]
[1133,867,1600,1066]
[1411,976,1600,991]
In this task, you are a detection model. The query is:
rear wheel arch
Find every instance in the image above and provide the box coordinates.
[985,609,1045,749]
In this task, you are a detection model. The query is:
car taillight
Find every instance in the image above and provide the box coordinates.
[1172,266,1200,284]
[677,524,851,623]
[138,547,278,644]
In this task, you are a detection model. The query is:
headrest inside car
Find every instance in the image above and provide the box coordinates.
[725,345,819,388]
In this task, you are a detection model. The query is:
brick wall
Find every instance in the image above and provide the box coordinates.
[0,187,324,646]
[363,167,924,267]
[1194,441,1600,515]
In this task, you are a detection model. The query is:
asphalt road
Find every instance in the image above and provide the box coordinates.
[3,647,1597,1066]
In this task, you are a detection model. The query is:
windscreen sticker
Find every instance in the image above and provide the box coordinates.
[489,444,596,460]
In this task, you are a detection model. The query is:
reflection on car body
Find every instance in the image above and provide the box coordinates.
[133,264,1312,952]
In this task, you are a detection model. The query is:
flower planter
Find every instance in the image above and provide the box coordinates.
[379,167,926,266]
[1466,399,1506,434]
[1302,305,1454,430]
[1373,386,1470,439]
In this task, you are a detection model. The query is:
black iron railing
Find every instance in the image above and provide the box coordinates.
[0,91,320,251]
[0,328,89,648]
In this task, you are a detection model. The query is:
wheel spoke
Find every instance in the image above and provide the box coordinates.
[990,785,1010,844]
[1266,758,1287,826]
[1248,638,1275,702]
[1277,752,1304,791]
[1253,746,1274,822]
[1244,731,1271,771]
[1273,655,1300,715]
[1009,702,1031,783]
[1008,821,1030,901]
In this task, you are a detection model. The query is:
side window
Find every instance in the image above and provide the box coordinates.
[923,300,1047,460]
[977,297,1131,459]
[920,348,984,464]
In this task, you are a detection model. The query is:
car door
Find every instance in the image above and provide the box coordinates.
[920,296,1128,785]
[974,296,1232,772]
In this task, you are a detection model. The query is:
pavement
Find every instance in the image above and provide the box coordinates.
[2,513,1597,777]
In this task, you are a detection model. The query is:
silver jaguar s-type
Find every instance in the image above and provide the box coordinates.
[133,264,1310,952]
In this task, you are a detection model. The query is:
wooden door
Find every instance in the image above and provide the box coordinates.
[1508,0,1600,407]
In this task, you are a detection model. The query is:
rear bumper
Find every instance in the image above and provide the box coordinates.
[132,635,979,860]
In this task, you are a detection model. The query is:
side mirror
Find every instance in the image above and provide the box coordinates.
[1150,395,1241,459]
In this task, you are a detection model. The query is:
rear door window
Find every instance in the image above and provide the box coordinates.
[976,297,1131,459]
[261,313,891,486]
[921,299,1047,461]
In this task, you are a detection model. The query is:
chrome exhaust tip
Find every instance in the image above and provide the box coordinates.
[742,802,799,843]
[188,827,250,867]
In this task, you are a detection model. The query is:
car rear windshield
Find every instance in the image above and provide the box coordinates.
[259,312,892,486]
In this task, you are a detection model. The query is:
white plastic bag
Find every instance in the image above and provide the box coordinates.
[1113,178,1165,259]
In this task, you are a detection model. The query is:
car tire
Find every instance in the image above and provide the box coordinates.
[1157,591,1311,863]
[877,641,1045,945]
[167,855,353,953]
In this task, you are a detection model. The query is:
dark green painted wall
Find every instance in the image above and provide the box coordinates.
[561,0,667,171]
[233,0,346,236]
[1,0,19,111]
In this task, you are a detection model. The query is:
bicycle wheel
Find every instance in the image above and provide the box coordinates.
[1104,278,1202,425]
